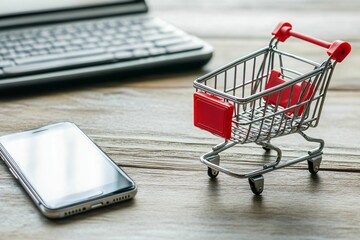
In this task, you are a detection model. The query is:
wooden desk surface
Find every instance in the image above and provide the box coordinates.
[1,1,359,239]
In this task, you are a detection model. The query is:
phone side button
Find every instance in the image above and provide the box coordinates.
[90,203,103,209]
[9,168,18,179]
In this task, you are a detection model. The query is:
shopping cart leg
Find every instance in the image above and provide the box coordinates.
[263,146,271,151]
[207,154,220,178]
[205,140,228,178]
[201,140,238,179]
[298,130,324,174]
[212,140,229,151]
[298,130,324,155]
[257,141,282,169]
[260,140,271,151]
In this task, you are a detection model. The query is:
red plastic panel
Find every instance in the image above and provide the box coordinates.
[194,92,234,139]
[272,22,292,42]
[327,40,352,63]
[263,70,314,116]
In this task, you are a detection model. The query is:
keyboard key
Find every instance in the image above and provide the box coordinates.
[71,39,85,45]
[4,53,114,75]
[64,45,82,52]
[0,48,9,54]
[114,51,133,60]
[14,52,30,59]
[0,60,14,68]
[49,48,65,54]
[155,37,190,47]
[15,45,32,52]
[117,27,129,33]
[92,31,104,36]
[56,34,73,40]
[4,41,20,48]
[4,52,19,60]
[15,48,106,65]
[78,32,90,38]
[106,21,118,28]
[29,49,48,56]
[107,42,154,52]
[53,40,69,48]
[101,35,114,41]
[129,25,142,31]
[142,33,181,42]
[98,41,112,47]
[133,49,149,58]
[82,43,98,49]
[126,38,141,44]
[104,29,116,35]
[111,39,125,46]
[141,29,159,36]
[39,29,52,37]
[87,37,100,43]
[21,39,37,45]
[166,42,203,53]
[114,33,126,39]
[33,43,52,50]
[148,48,166,56]
[36,38,49,43]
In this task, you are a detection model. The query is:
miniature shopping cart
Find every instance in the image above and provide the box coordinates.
[193,22,351,195]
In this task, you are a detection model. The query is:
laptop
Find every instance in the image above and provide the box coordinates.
[0,0,213,88]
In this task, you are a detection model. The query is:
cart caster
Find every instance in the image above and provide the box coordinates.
[307,156,322,174]
[262,146,271,151]
[206,154,220,179]
[248,175,264,195]
[207,167,219,178]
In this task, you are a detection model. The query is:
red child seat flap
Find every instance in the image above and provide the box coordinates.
[194,92,234,139]
[263,70,314,116]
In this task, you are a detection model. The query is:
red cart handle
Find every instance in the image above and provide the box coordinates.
[272,22,351,63]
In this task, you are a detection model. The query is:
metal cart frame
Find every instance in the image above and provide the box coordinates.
[193,22,351,194]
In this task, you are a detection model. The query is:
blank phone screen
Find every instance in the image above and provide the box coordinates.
[0,123,134,208]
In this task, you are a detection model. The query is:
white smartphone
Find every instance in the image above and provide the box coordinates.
[0,122,137,218]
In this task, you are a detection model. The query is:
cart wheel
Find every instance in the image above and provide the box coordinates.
[262,146,271,151]
[248,175,264,195]
[307,156,322,174]
[207,167,219,178]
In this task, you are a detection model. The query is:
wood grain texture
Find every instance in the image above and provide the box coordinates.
[1,1,360,239]
[1,168,360,239]
[1,87,359,239]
